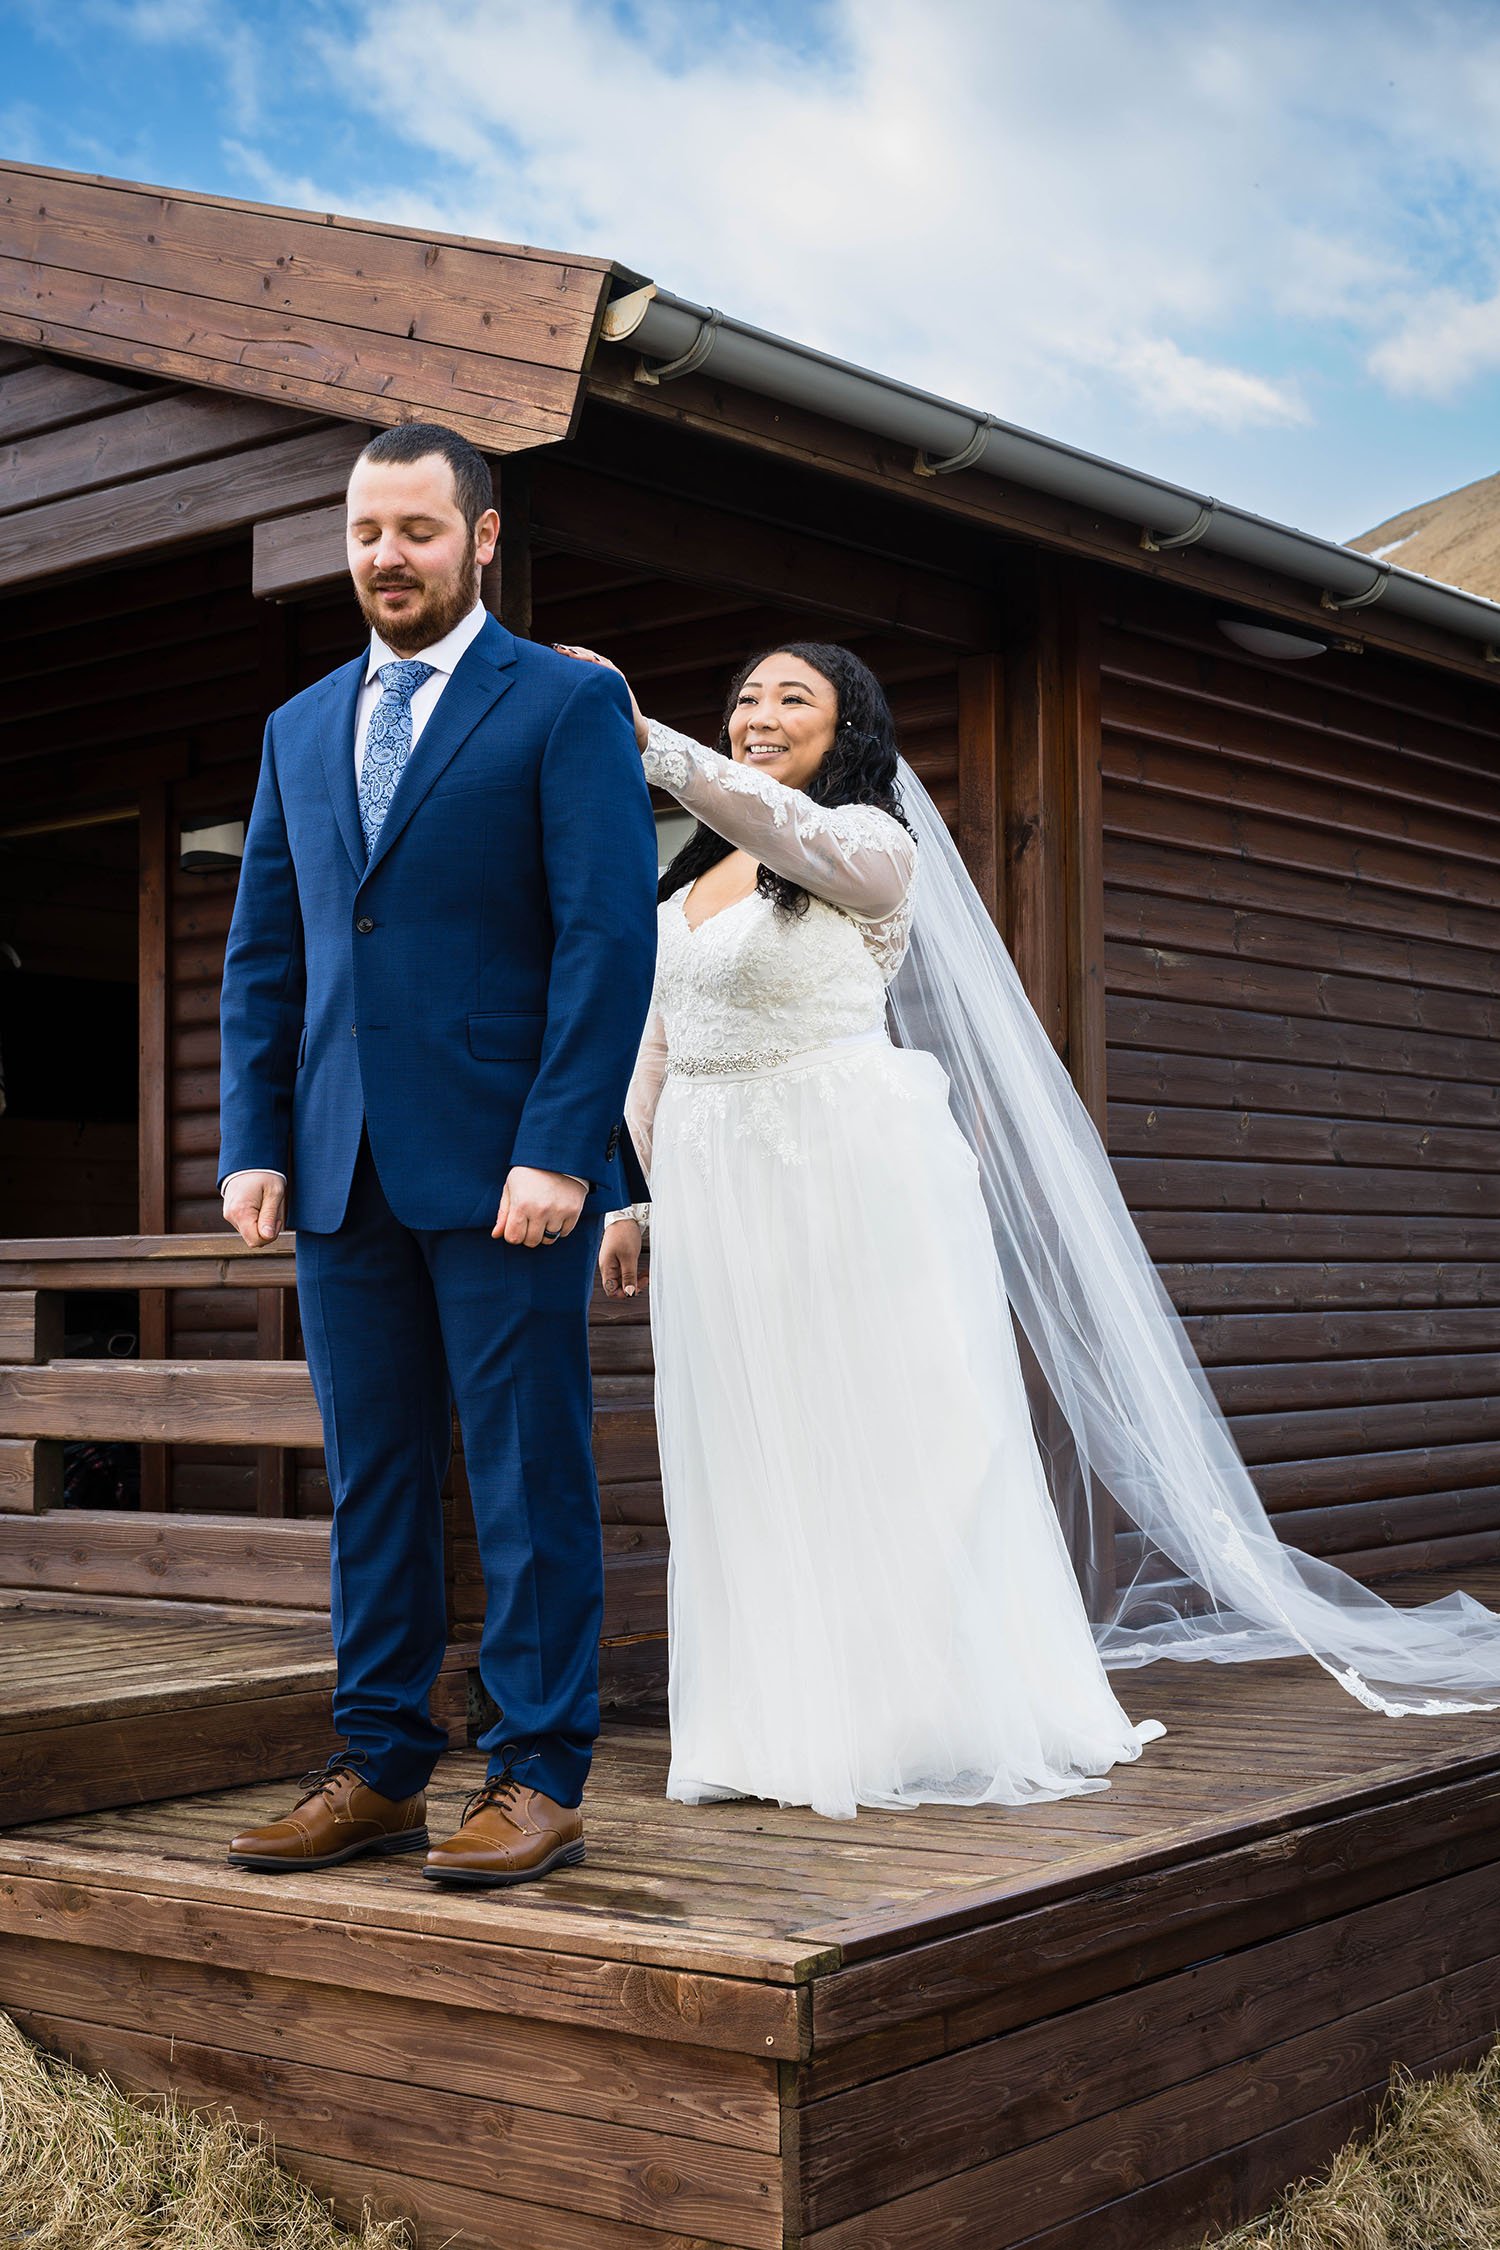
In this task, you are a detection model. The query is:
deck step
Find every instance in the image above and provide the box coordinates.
[0,1605,473,1825]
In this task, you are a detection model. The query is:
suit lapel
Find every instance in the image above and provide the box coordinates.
[363,615,519,879]
[317,656,370,879]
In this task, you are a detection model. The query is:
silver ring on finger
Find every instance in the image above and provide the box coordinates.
[542,1226,563,1242]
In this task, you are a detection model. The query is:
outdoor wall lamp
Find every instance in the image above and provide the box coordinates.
[1217,619,1328,660]
[179,820,246,871]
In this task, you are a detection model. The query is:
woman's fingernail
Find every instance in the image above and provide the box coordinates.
[624,1285,636,1297]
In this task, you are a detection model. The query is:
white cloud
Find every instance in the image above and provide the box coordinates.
[155,0,1500,449]
[1371,289,1500,398]
[96,0,263,134]
[1106,339,1306,431]
[0,102,48,164]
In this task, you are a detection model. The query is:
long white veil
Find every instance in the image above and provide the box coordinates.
[888,756,1500,1716]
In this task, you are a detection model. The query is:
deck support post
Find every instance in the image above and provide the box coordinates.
[1001,557,1106,1126]
[137,782,170,1511]
[957,652,1005,928]
[996,559,1115,1614]
[0,1290,64,1511]
[489,455,533,637]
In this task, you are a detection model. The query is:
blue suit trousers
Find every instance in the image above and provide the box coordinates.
[295,1133,605,1806]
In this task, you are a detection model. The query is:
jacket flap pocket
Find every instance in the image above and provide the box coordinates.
[468,1010,546,1060]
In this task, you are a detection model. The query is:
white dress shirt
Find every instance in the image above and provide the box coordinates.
[222,602,587,1209]
[353,599,488,783]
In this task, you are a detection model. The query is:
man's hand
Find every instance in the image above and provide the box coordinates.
[494,1167,588,1248]
[598,1218,645,1298]
[222,1171,287,1247]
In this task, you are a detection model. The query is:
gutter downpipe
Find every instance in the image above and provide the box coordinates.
[603,286,1500,660]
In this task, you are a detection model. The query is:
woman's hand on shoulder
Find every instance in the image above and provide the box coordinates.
[599,1216,646,1298]
[554,644,649,751]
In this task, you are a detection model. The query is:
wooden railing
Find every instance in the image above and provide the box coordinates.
[0,1238,667,1681]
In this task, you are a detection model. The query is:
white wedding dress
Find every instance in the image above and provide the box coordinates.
[622,722,1161,1818]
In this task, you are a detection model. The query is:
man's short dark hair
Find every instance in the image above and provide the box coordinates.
[356,423,495,533]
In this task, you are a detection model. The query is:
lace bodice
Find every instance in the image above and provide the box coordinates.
[620,721,918,1186]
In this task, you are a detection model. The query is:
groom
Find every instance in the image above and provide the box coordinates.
[217,422,658,1886]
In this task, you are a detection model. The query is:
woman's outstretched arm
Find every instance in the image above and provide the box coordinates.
[643,718,915,920]
[554,645,915,922]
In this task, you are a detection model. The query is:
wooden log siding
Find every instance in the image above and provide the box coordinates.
[0,407,369,593]
[1100,600,1500,1578]
[0,161,612,454]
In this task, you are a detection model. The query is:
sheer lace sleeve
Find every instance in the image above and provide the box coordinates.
[605,1004,667,1230]
[643,719,916,924]
[625,1005,668,1180]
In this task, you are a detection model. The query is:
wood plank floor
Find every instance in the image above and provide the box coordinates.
[4,1572,1500,2246]
[0,1605,464,1824]
[4,1654,1498,1977]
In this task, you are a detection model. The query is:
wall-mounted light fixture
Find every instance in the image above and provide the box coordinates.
[1217,619,1328,661]
[179,820,246,872]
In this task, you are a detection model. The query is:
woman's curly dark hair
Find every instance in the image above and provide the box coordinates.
[657,642,912,915]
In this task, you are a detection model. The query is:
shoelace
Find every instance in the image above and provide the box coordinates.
[461,1748,528,1827]
[291,1752,369,1811]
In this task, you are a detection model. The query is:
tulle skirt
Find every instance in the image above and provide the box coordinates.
[648,1035,1162,1819]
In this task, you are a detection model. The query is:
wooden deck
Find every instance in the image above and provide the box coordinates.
[6,1583,1500,2248]
[0,1605,469,1825]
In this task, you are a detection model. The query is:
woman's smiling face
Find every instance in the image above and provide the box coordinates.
[726,652,839,789]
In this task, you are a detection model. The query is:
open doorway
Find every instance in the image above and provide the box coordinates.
[0,811,141,1505]
[0,810,139,1236]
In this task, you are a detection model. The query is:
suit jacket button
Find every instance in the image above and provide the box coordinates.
[356,916,375,933]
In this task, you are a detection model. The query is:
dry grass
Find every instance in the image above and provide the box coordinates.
[1207,2046,1500,2250]
[0,2010,413,2250]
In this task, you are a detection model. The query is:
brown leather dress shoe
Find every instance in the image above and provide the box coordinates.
[227,1760,428,1872]
[423,1772,584,1888]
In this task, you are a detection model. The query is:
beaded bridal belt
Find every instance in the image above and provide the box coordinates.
[666,1030,890,1083]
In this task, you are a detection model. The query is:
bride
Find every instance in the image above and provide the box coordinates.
[561,639,1500,1821]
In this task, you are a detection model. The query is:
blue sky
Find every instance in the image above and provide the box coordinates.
[6,0,1500,542]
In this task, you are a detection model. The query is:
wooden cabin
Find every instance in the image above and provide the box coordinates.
[2,159,1500,2250]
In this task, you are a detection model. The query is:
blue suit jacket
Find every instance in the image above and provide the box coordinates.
[218,616,658,1233]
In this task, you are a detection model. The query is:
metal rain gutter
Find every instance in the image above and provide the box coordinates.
[601,285,1500,658]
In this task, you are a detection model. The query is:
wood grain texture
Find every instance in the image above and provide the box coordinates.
[0,1934,778,2149]
[138,780,171,1508]
[0,1357,324,1445]
[0,1438,60,1513]
[529,457,993,647]
[0,423,367,589]
[0,1236,298,1288]
[956,653,1003,927]
[582,347,1500,691]
[1100,604,1500,1571]
[12,2015,784,2249]
[2,389,317,512]
[798,1855,1500,2229]
[0,356,162,441]
[803,1974,1500,2247]
[0,1293,64,1363]
[5,1624,1500,2247]
[0,1508,331,1606]
[0,160,610,451]
[252,500,344,600]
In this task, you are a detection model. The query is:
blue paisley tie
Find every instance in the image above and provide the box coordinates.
[358,659,435,853]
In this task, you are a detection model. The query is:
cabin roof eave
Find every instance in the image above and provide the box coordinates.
[7,157,1500,676]
[590,284,1500,668]
[0,158,616,455]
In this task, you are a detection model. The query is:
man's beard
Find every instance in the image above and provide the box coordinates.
[357,552,481,654]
